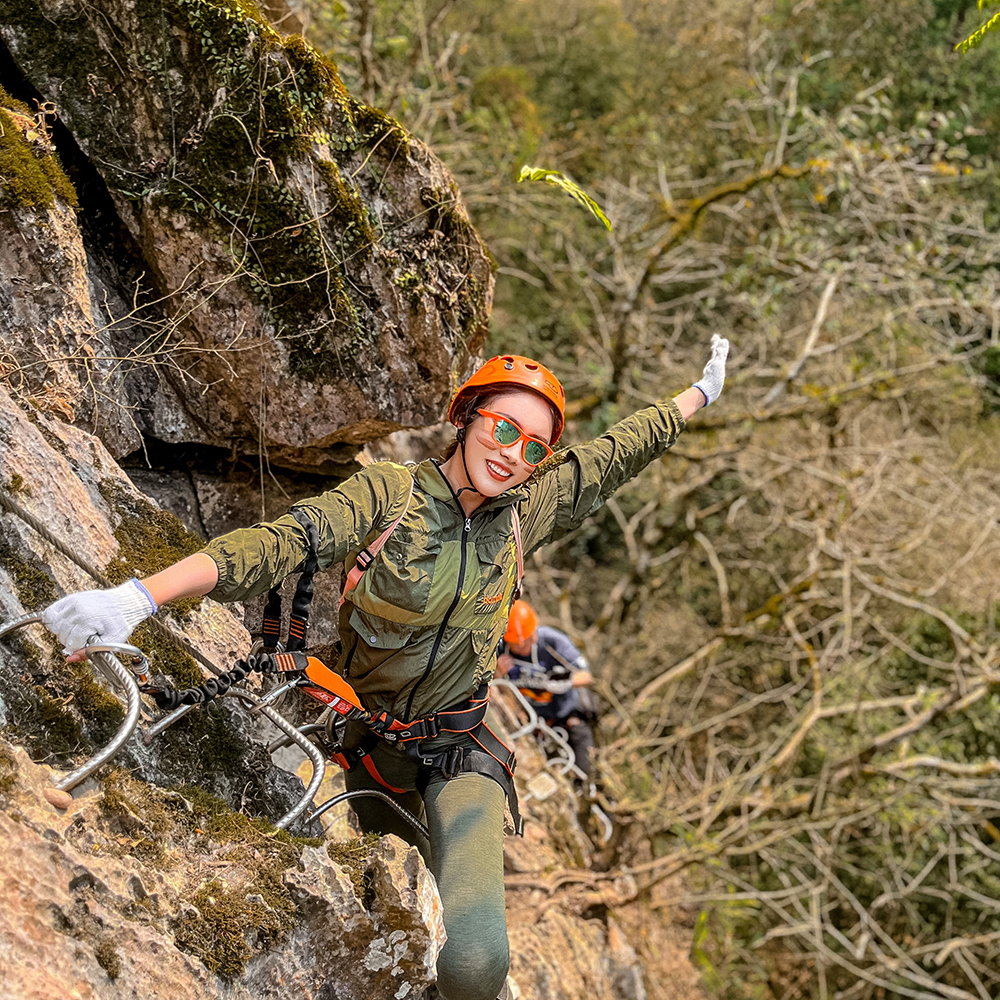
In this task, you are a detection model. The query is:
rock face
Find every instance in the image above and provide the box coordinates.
[0,0,493,468]
[0,742,446,1000]
[0,380,317,826]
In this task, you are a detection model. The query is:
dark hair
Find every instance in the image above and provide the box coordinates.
[440,388,560,460]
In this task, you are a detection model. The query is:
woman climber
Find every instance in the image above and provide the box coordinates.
[41,336,729,1000]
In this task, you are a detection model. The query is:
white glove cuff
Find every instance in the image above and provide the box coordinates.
[118,579,158,627]
[691,382,712,407]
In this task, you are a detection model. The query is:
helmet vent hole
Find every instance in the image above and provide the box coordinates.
[525,363,538,371]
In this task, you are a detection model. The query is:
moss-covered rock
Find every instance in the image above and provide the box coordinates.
[98,771,320,979]
[0,0,493,469]
[0,740,18,795]
[0,85,77,209]
[0,535,57,607]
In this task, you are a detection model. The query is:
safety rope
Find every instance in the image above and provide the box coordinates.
[150,652,288,710]
[0,487,224,678]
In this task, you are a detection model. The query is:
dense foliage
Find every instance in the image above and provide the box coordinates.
[300,3,1000,998]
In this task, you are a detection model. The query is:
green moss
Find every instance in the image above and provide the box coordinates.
[283,34,352,112]
[31,686,87,757]
[168,786,312,978]
[0,628,129,758]
[0,537,57,607]
[94,939,122,979]
[0,86,78,209]
[99,479,204,579]
[60,761,317,982]
[142,5,392,382]
[0,741,18,795]
[99,769,176,864]
[393,270,422,291]
[314,158,376,248]
[352,104,411,161]
[327,831,379,901]
[2,473,29,495]
[173,876,294,978]
[97,479,204,620]
[67,662,125,744]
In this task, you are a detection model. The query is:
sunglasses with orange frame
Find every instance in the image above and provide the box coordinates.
[476,409,554,466]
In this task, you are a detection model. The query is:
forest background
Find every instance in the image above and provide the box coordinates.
[286,1,1000,998]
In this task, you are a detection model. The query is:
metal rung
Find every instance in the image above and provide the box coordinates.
[1,617,142,793]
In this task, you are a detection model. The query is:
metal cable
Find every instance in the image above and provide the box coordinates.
[0,491,108,583]
[0,613,44,638]
[307,789,429,840]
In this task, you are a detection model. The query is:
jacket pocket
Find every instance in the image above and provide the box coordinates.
[349,606,417,650]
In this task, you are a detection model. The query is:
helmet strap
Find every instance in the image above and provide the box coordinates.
[456,427,483,498]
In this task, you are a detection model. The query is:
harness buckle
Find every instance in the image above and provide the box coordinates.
[441,746,465,778]
[399,713,439,741]
[369,712,398,741]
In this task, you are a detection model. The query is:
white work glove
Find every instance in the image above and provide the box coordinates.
[41,579,157,655]
[692,334,730,406]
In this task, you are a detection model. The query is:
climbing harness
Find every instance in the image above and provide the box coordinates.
[227,484,524,831]
[0,475,527,836]
[246,492,526,834]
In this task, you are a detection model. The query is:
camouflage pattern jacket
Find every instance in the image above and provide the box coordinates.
[202,398,685,724]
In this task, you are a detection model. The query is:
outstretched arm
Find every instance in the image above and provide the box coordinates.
[519,335,731,552]
[43,462,413,658]
[674,386,708,421]
[143,552,220,605]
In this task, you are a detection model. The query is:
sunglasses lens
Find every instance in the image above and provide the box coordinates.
[523,440,548,465]
[492,418,522,446]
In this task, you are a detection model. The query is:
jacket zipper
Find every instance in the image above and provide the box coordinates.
[403,513,471,721]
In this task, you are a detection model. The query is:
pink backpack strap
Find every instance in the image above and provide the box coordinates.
[340,477,414,606]
[511,506,524,600]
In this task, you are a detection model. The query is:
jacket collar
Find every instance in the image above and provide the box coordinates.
[416,460,525,511]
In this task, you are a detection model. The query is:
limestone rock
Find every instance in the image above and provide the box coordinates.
[0,0,493,466]
[0,743,444,1000]
[506,907,647,1000]
[0,192,142,458]
[265,840,446,1000]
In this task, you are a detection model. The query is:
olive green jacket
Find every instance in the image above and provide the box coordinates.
[203,398,685,722]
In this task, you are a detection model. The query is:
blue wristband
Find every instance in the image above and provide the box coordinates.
[132,579,158,614]
[692,383,711,407]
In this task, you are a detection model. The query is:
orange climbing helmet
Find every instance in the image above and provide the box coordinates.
[504,599,539,644]
[449,355,565,443]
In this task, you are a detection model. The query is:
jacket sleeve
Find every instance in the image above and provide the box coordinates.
[201,462,413,602]
[517,397,685,554]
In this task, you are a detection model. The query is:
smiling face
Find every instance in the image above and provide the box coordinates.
[441,388,557,502]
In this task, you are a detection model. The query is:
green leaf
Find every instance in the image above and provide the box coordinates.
[516,165,612,230]
[955,7,1000,52]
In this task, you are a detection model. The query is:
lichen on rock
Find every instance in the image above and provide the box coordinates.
[0,744,447,998]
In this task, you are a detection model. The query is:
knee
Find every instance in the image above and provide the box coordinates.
[435,937,509,1000]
